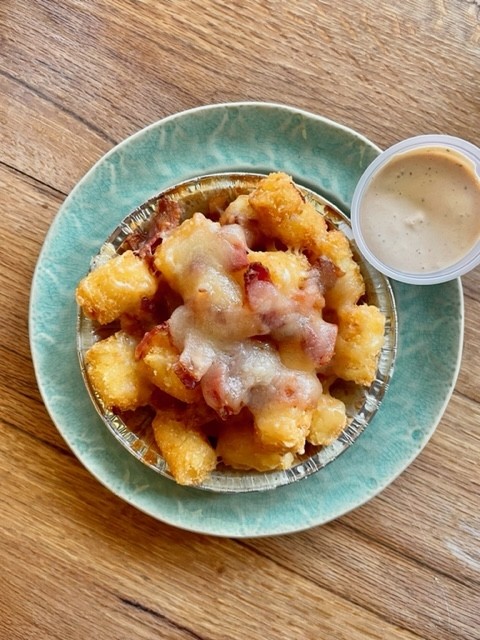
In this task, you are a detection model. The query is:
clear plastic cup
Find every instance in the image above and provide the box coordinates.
[350,135,480,285]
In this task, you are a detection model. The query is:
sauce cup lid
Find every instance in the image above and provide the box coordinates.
[350,134,480,285]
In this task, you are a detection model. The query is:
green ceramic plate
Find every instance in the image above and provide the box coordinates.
[30,103,463,537]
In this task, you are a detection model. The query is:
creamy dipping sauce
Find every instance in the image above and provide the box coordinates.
[359,147,480,274]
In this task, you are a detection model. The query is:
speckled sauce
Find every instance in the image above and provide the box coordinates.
[359,147,480,274]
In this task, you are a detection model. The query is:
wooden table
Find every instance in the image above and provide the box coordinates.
[1,2,479,638]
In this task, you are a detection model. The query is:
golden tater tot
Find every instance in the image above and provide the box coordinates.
[278,338,317,373]
[137,326,202,404]
[247,250,310,294]
[220,194,257,226]
[308,393,347,446]
[76,250,158,325]
[251,402,314,453]
[248,172,328,252]
[331,304,386,385]
[219,193,267,248]
[152,408,217,486]
[84,331,153,411]
[320,229,365,309]
[217,419,295,472]
[180,400,218,431]
[154,212,245,308]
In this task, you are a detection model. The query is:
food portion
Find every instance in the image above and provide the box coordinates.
[76,172,386,486]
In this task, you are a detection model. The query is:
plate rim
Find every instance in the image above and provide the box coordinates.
[29,101,463,537]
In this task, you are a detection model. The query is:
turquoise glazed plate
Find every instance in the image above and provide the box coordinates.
[30,102,463,537]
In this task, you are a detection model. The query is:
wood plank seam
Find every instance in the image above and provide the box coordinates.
[0,68,118,146]
[118,596,206,640]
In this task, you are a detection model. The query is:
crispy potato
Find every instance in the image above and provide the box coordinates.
[251,402,314,453]
[85,331,153,411]
[247,250,310,294]
[320,229,365,309]
[152,408,217,486]
[154,212,244,308]
[76,250,158,325]
[217,418,294,472]
[137,325,201,404]
[331,304,386,385]
[248,172,328,252]
[308,393,347,446]
[220,194,262,247]
[220,194,257,226]
[278,338,317,373]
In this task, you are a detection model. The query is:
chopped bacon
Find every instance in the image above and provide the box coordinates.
[200,340,322,419]
[173,361,200,390]
[124,197,182,258]
[217,224,250,272]
[244,262,289,321]
[244,261,338,368]
[312,256,342,292]
[134,322,170,360]
[301,316,337,366]
[244,261,271,285]
[200,359,235,419]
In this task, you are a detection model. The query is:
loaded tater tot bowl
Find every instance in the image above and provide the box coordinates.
[76,172,397,492]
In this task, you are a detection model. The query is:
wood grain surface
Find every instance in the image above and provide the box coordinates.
[1,1,479,638]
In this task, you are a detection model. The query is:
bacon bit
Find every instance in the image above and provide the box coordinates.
[124,197,182,258]
[244,262,273,309]
[312,256,343,292]
[244,260,338,368]
[173,361,200,390]
[217,225,250,272]
[244,262,280,322]
[134,322,170,360]
[301,320,338,367]
[227,244,249,272]
[200,360,238,420]
[244,261,271,285]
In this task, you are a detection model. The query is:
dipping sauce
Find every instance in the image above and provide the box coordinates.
[358,147,480,274]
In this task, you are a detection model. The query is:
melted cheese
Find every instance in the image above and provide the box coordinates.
[155,212,336,440]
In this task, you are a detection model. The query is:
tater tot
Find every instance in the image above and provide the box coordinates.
[251,402,314,453]
[248,172,329,252]
[308,393,347,446]
[76,250,158,325]
[217,419,294,472]
[153,212,245,308]
[152,409,217,486]
[331,304,386,385]
[320,229,365,309]
[137,325,202,404]
[84,331,153,411]
[247,250,310,294]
